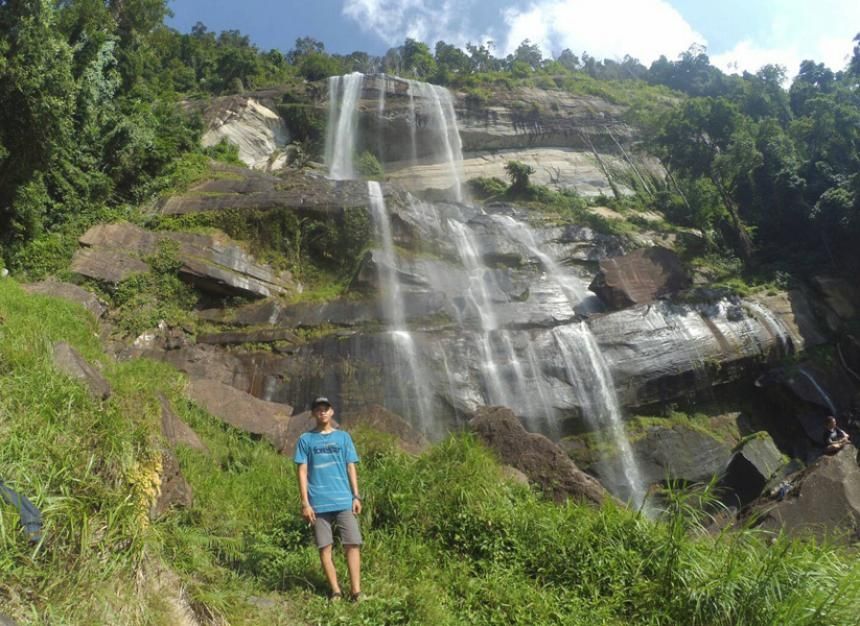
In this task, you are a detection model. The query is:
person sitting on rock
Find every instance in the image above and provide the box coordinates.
[823,415,850,454]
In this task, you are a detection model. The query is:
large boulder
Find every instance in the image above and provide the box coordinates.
[810,275,860,330]
[748,446,860,542]
[469,406,609,505]
[124,342,288,399]
[589,246,691,310]
[151,449,193,519]
[721,432,786,507]
[157,165,369,217]
[159,395,208,454]
[73,222,298,299]
[186,379,292,452]
[70,247,150,286]
[340,404,430,455]
[589,423,733,495]
[52,342,111,401]
[23,281,106,319]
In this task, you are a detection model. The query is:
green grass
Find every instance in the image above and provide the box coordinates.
[1,278,860,624]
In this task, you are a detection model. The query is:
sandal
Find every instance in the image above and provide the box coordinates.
[329,591,343,602]
[349,592,363,603]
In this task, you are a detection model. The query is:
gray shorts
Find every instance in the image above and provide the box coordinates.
[313,510,362,549]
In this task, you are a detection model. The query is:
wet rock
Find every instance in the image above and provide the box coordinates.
[752,290,826,348]
[159,395,208,454]
[151,449,193,519]
[186,379,292,452]
[340,404,430,455]
[469,406,609,505]
[811,275,860,323]
[722,433,786,507]
[23,281,107,318]
[757,361,855,419]
[590,424,733,495]
[361,77,657,197]
[126,343,288,399]
[748,445,860,542]
[52,342,111,400]
[234,291,820,437]
[587,294,825,409]
[589,246,690,310]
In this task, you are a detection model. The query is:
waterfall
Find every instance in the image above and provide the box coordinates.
[492,214,602,315]
[745,300,793,355]
[446,218,550,430]
[324,73,649,504]
[798,368,838,415]
[376,74,386,161]
[553,323,647,508]
[325,72,364,180]
[406,80,464,202]
[367,181,436,433]
[407,86,418,168]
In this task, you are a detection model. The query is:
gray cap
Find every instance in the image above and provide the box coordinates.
[311,396,332,409]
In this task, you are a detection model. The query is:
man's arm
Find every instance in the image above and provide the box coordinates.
[297,463,316,523]
[347,462,362,515]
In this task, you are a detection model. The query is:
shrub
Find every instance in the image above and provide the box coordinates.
[356,151,384,179]
[504,161,535,193]
[468,177,507,199]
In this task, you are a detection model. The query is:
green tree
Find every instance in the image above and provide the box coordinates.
[466,41,497,73]
[298,51,343,81]
[557,49,580,72]
[402,38,436,79]
[0,0,76,242]
[512,39,542,71]
[434,40,471,81]
[288,36,325,65]
[653,98,756,262]
[505,161,535,193]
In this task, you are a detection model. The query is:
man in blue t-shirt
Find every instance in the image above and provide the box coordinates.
[294,396,363,601]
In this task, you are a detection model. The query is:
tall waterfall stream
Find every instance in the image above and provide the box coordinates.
[323,73,653,506]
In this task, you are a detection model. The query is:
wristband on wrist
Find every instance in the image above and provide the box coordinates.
[352,495,361,501]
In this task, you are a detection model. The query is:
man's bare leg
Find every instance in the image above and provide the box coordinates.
[319,545,341,596]
[344,544,361,596]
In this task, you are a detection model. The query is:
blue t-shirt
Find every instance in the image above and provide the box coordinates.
[294,429,359,513]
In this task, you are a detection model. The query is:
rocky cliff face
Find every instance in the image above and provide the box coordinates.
[196,91,291,171]
[357,75,658,196]
[113,76,859,523]
[126,168,826,441]
[202,76,658,197]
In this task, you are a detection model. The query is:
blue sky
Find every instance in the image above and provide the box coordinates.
[166,0,859,76]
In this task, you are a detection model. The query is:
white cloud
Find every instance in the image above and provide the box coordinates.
[711,36,855,80]
[501,0,705,63]
[711,41,801,78]
[712,0,860,78]
[342,0,478,48]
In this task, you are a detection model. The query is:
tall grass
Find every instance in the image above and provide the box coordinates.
[1,277,859,625]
